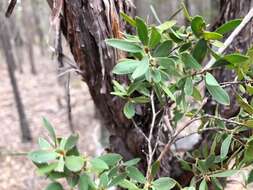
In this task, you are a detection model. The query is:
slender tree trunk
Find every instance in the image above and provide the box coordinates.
[21,0,37,75]
[0,10,32,142]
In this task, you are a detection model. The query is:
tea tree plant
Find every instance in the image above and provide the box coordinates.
[29,6,253,190]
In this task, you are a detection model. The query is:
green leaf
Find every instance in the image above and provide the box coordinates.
[131,96,150,104]
[65,156,85,172]
[132,56,149,79]
[192,39,207,63]
[153,40,173,57]
[247,169,253,184]
[136,17,149,45]
[220,134,233,159]
[43,117,57,145]
[79,174,89,190]
[119,179,139,190]
[244,140,253,162]
[205,73,230,105]
[192,87,202,101]
[37,163,58,175]
[105,39,143,53]
[161,84,176,101]
[209,170,238,178]
[113,80,127,93]
[151,160,160,177]
[191,16,205,37]
[121,13,136,27]
[184,77,193,96]
[67,175,79,188]
[65,134,79,151]
[157,20,176,32]
[149,27,161,48]
[98,153,122,167]
[152,177,176,190]
[203,31,223,40]
[123,102,135,119]
[223,53,249,64]
[151,69,162,83]
[99,172,109,188]
[199,179,207,190]
[38,137,52,150]
[112,59,140,75]
[157,57,176,70]
[91,158,109,172]
[123,158,141,167]
[55,156,65,172]
[181,52,201,70]
[126,166,146,184]
[28,150,58,163]
[215,19,242,34]
[45,182,64,190]
[236,94,253,114]
[109,173,127,187]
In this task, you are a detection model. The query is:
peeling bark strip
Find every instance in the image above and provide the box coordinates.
[60,0,141,159]
[5,0,17,17]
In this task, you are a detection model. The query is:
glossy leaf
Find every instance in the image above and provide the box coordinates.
[203,31,223,40]
[220,134,232,159]
[192,39,207,63]
[199,179,207,190]
[157,20,176,32]
[184,77,193,96]
[28,150,58,163]
[105,39,143,53]
[121,13,136,27]
[136,17,149,45]
[37,163,58,175]
[45,182,64,190]
[181,52,201,70]
[191,16,205,37]
[98,153,122,167]
[65,156,84,172]
[113,59,140,75]
[65,134,79,151]
[205,73,230,105]
[132,56,149,79]
[153,40,173,57]
[123,158,141,167]
[215,19,241,34]
[90,158,109,172]
[152,177,176,190]
[209,170,238,178]
[123,102,135,119]
[126,166,146,184]
[223,53,249,64]
[43,117,57,145]
[149,27,161,48]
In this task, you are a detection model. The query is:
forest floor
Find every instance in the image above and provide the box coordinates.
[0,48,103,190]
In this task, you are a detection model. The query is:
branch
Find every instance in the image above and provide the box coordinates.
[204,8,253,70]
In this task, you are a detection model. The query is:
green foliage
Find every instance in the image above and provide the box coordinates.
[28,4,253,190]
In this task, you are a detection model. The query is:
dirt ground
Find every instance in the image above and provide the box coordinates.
[0,48,103,190]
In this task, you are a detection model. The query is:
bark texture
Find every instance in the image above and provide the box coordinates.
[60,0,144,160]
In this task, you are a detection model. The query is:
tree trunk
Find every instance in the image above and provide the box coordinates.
[0,7,32,142]
[21,0,37,75]
[60,0,139,160]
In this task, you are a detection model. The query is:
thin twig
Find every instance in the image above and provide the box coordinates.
[131,119,149,142]
[146,91,157,179]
